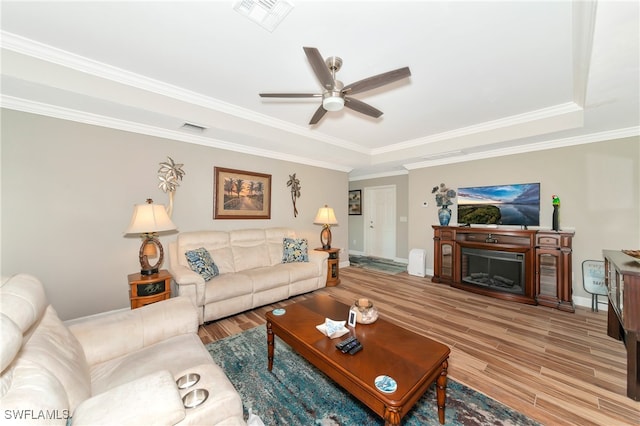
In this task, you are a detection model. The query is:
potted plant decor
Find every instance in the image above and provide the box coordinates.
[432,183,456,226]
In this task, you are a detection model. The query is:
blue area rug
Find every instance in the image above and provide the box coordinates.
[207,326,540,425]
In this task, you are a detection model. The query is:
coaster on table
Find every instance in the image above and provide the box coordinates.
[272,308,286,316]
[374,375,397,393]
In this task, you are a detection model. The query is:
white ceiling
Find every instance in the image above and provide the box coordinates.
[1,1,638,178]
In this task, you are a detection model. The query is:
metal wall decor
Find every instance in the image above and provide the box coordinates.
[287,173,301,217]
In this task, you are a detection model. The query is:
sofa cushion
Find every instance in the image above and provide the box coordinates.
[282,261,322,282]
[0,360,71,425]
[20,306,92,412]
[1,314,22,372]
[230,229,270,272]
[72,370,185,426]
[282,238,309,263]
[0,273,47,335]
[266,228,297,266]
[185,248,219,281]
[203,273,253,304]
[242,266,290,292]
[177,231,235,274]
[89,333,213,395]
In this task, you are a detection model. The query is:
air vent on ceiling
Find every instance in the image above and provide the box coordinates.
[233,0,293,32]
[181,122,207,133]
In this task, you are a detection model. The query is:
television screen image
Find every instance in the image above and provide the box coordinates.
[457,183,540,226]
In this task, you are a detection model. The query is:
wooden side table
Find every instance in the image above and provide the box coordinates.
[128,269,172,309]
[315,248,341,287]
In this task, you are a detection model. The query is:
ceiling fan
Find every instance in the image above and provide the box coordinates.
[259,47,411,125]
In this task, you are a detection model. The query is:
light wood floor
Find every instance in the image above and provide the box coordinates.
[199,267,640,426]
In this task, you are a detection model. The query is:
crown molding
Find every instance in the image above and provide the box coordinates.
[348,169,409,182]
[403,126,640,170]
[0,30,364,153]
[1,95,353,173]
[372,102,583,155]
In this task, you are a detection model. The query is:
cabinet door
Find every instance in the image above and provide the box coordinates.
[441,243,454,281]
[536,249,560,307]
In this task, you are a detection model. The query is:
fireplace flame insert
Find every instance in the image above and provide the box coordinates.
[460,247,525,295]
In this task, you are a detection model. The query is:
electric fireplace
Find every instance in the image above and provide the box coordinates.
[460,247,525,295]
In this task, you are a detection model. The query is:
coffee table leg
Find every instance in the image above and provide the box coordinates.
[383,406,401,426]
[267,320,274,371]
[436,359,448,424]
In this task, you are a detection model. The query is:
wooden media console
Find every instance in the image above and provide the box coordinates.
[432,226,575,312]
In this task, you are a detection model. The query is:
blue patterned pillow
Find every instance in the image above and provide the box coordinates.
[185,248,219,281]
[282,238,309,263]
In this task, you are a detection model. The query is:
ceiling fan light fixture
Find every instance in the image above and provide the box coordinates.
[322,95,344,111]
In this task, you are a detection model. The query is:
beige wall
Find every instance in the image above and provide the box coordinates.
[348,174,409,260]
[408,137,640,306]
[1,109,348,320]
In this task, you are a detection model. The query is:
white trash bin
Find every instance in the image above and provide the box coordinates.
[407,249,426,277]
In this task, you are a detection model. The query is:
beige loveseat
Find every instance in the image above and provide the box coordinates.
[168,228,328,324]
[0,273,245,425]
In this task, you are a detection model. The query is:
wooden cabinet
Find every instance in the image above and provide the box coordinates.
[603,250,640,400]
[128,269,172,309]
[535,231,575,312]
[315,248,341,286]
[432,228,455,284]
[432,226,574,311]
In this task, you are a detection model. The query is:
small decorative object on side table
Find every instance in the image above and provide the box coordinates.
[315,247,340,286]
[128,269,172,309]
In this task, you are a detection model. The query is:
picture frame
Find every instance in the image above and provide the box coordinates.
[348,308,357,327]
[349,189,362,215]
[214,167,271,219]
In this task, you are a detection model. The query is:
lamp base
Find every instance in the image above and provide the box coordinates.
[320,225,332,250]
[139,235,164,277]
[140,267,159,276]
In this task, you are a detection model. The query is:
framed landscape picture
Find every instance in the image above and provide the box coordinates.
[214,167,271,219]
[349,190,362,215]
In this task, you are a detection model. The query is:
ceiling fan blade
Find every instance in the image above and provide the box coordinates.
[309,105,327,125]
[344,97,383,118]
[343,67,411,95]
[303,47,334,90]
[260,93,321,98]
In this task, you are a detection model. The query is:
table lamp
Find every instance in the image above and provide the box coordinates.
[125,199,177,275]
[314,205,338,249]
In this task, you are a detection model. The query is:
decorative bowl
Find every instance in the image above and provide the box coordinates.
[352,298,379,324]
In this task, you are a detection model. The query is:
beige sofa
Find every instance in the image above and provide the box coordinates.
[168,228,328,324]
[0,273,245,425]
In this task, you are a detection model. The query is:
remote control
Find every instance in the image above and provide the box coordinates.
[348,343,363,355]
[341,339,360,353]
[336,336,356,350]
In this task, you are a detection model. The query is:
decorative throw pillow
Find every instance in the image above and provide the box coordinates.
[282,238,309,263]
[185,248,219,281]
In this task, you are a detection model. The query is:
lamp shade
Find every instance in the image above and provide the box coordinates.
[314,205,338,226]
[125,201,177,234]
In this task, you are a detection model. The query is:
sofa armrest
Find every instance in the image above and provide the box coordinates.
[168,240,206,309]
[66,297,198,366]
[308,250,329,278]
[170,264,206,306]
[72,370,185,426]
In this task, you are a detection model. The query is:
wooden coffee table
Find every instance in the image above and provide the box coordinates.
[266,294,450,425]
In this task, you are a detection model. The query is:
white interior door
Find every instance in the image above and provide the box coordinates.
[364,185,396,259]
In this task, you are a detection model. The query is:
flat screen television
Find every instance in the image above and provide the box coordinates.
[457,183,540,226]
